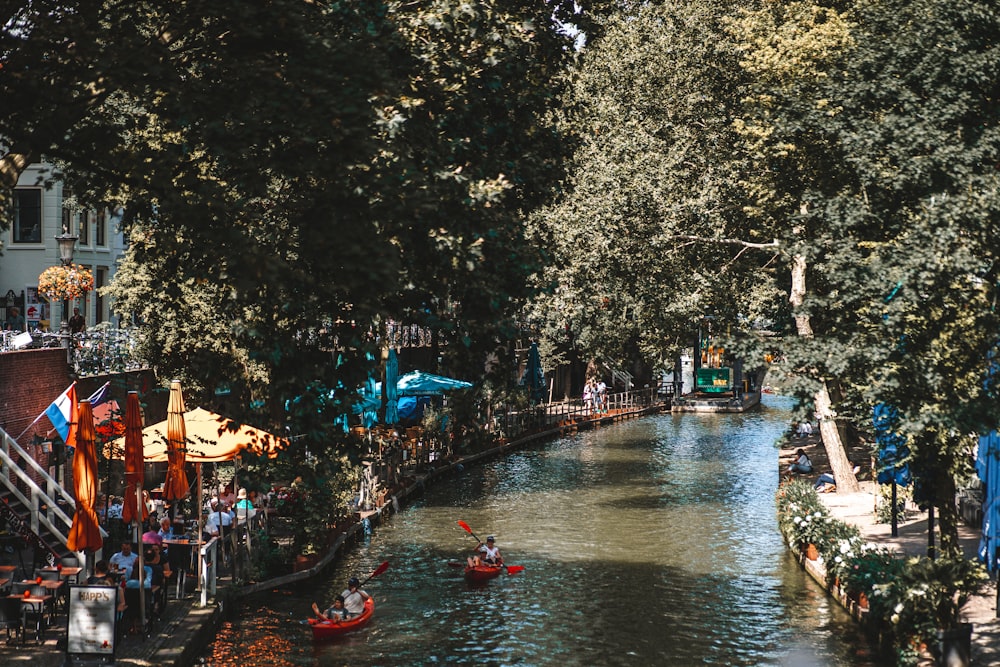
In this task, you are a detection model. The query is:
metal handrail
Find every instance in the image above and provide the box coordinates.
[0,428,107,560]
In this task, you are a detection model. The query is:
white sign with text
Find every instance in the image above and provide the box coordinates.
[67,585,117,655]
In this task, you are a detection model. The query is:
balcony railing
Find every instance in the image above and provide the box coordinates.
[0,326,148,377]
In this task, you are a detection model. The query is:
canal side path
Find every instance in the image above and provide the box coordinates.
[10,401,664,667]
[779,432,1000,666]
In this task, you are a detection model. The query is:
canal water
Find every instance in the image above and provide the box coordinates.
[202,395,886,666]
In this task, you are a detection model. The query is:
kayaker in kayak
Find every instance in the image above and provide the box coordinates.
[312,595,347,622]
[467,535,502,568]
[340,577,371,618]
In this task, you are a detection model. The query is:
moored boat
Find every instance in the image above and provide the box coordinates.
[308,597,375,640]
[464,564,503,583]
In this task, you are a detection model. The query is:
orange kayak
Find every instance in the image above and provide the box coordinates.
[308,597,374,640]
[464,564,503,583]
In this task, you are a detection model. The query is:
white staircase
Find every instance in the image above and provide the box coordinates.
[0,426,105,565]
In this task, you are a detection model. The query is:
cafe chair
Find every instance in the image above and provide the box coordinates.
[59,556,80,568]
[123,587,153,636]
[0,596,23,644]
[10,582,48,641]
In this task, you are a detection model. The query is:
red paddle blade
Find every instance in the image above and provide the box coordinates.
[370,560,390,579]
[505,565,525,574]
[457,520,473,535]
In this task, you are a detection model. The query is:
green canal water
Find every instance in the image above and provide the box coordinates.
[202,394,887,666]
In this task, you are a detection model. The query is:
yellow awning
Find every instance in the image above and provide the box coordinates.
[107,407,286,462]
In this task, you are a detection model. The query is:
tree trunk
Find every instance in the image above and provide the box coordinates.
[934,463,962,559]
[790,250,860,494]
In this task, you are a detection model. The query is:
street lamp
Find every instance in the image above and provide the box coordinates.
[55,232,78,266]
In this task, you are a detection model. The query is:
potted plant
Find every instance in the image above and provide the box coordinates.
[874,555,987,664]
[777,481,835,558]
[838,543,901,609]
[820,525,865,590]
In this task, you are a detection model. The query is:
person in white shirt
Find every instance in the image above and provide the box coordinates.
[204,500,234,538]
[109,541,138,576]
[787,448,814,475]
[339,577,371,618]
[467,535,503,567]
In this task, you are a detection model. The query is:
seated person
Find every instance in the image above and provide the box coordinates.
[467,536,502,567]
[787,448,813,475]
[814,465,862,492]
[109,541,138,577]
[88,560,126,617]
[814,472,836,491]
[125,558,153,589]
[234,488,257,524]
[204,500,235,538]
[311,595,347,622]
[157,517,176,541]
[143,546,170,614]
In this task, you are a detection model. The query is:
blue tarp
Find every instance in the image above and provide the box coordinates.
[396,370,472,397]
[977,431,1000,571]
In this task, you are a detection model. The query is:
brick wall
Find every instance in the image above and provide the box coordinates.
[0,348,71,488]
[0,349,160,492]
[0,348,72,444]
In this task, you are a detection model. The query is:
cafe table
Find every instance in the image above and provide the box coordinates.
[39,565,83,584]
[7,593,53,641]
[21,579,65,615]
[163,539,194,599]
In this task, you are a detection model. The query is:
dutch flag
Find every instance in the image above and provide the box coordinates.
[45,383,78,447]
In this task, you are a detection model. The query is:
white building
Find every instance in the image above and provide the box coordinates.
[1,163,125,331]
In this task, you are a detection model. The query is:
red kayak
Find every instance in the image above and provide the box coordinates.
[308,597,375,640]
[464,564,504,583]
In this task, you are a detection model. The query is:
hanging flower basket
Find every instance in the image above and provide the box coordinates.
[38,264,94,301]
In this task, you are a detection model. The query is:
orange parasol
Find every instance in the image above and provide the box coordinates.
[163,380,190,500]
[67,400,103,552]
[122,391,148,525]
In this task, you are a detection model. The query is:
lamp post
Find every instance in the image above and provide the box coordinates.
[53,232,78,354]
[55,231,78,267]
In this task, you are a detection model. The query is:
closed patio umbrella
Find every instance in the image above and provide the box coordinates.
[164,380,190,501]
[522,341,544,402]
[67,400,102,553]
[122,391,147,632]
[122,391,148,526]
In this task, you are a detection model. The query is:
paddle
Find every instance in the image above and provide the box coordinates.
[308,560,389,623]
[456,521,525,575]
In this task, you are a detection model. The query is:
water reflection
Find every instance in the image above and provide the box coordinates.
[204,395,886,666]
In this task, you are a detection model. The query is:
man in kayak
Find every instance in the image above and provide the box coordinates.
[312,595,347,622]
[467,535,503,568]
[340,577,371,618]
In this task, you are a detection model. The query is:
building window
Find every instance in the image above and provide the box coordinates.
[13,189,42,244]
[79,210,90,245]
[95,209,106,246]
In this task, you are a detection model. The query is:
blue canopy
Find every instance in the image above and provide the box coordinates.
[520,341,545,402]
[978,431,1000,571]
[396,370,472,396]
[385,349,400,424]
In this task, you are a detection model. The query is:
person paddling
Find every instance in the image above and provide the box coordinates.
[467,535,502,568]
[340,576,371,618]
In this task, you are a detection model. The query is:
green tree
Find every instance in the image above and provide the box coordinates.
[528,0,775,384]
[787,0,1000,554]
